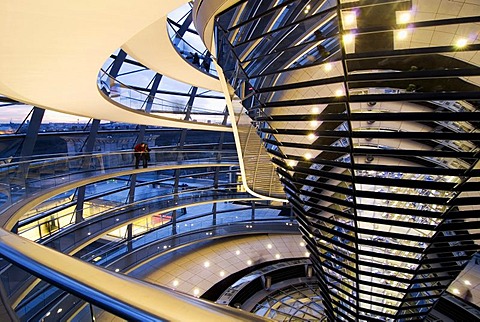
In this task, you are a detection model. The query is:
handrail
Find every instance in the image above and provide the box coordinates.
[17,172,239,229]
[0,161,239,231]
[109,220,299,272]
[0,150,239,211]
[166,18,219,77]
[0,148,237,165]
[97,69,225,122]
[15,220,299,321]
[78,204,272,263]
[40,190,258,255]
[0,228,271,321]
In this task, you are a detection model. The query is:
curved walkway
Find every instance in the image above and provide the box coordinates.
[0,1,227,131]
[123,15,223,92]
[0,228,270,321]
[0,159,238,230]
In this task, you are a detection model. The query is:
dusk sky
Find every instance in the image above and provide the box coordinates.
[0,104,91,124]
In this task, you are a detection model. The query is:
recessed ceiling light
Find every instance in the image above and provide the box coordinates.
[398,12,411,24]
[343,11,356,28]
[456,38,468,48]
[343,33,355,44]
[397,29,408,40]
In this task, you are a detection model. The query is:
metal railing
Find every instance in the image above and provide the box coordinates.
[97,69,226,125]
[0,150,238,210]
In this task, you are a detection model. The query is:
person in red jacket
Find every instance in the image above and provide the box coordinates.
[134,142,149,168]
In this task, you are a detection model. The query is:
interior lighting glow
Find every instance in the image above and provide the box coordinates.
[115,268,120,272]
[235,250,241,255]
[45,312,51,317]
[305,252,311,257]
[93,256,102,262]
[324,63,332,72]
[398,11,411,24]
[464,280,472,286]
[312,107,320,114]
[267,243,273,249]
[304,152,312,160]
[300,242,305,247]
[343,33,355,44]
[247,260,252,265]
[455,38,468,48]
[275,254,281,259]
[307,133,317,141]
[396,29,408,40]
[342,11,356,28]
[310,120,319,127]
[220,271,225,277]
[173,280,179,287]
[57,308,63,314]
[335,89,344,97]
[287,160,296,168]
[204,261,210,268]
[193,288,200,296]
[452,288,460,295]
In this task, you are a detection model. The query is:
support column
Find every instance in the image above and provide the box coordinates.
[128,74,162,204]
[16,107,45,197]
[172,12,193,47]
[251,200,256,221]
[19,107,44,159]
[212,107,228,226]
[127,223,133,251]
[74,119,100,223]
[172,86,197,235]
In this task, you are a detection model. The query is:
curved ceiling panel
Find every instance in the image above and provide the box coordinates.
[0,0,228,132]
[122,15,223,93]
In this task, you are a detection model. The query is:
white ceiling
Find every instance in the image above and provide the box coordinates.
[0,0,229,132]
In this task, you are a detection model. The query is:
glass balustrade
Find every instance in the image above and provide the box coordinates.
[97,70,226,124]
[0,150,238,209]
[166,18,218,78]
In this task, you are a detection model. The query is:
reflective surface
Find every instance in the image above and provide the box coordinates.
[214,0,480,320]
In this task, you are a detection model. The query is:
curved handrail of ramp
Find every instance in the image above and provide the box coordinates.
[0,228,271,321]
